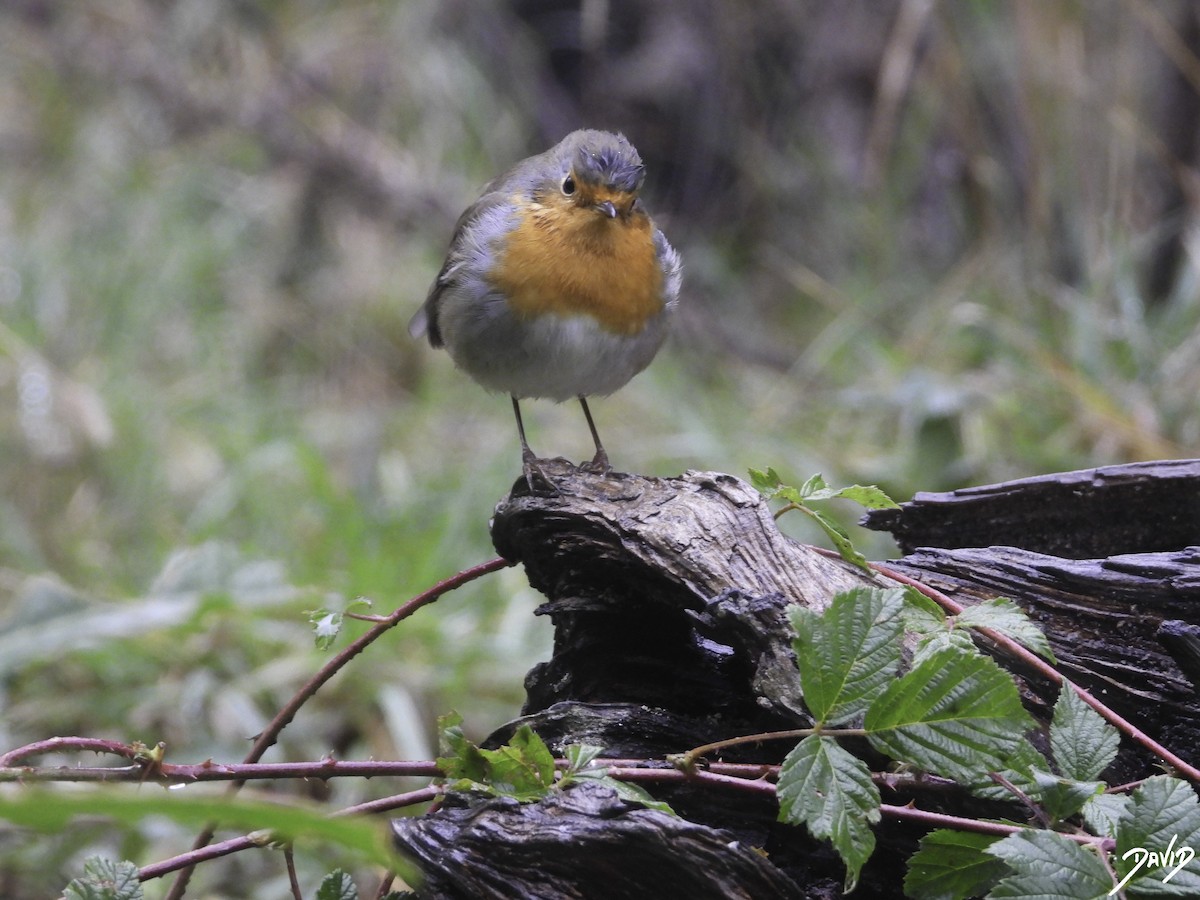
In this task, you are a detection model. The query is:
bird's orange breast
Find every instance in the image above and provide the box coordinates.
[488,194,664,335]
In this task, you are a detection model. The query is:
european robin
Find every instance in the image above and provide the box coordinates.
[409,129,681,486]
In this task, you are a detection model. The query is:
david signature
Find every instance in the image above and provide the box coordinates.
[1111,834,1195,894]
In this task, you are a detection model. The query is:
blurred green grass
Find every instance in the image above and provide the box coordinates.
[2,0,1199,893]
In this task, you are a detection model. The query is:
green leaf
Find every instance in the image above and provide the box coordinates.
[911,629,977,668]
[436,711,492,785]
[955,598,1056,662]
[317,870,359,900]
[573,775,676,815]
[1081,791,1129,838]
[1031,770,1103,824]
[748,466,782,496]
[1049,684,1119,781]
[310,611,342,650]
[1113,776,1200,896]
[558,743,675,814]
[798,472,832,499]
[806,505,871,570]
[0,788,413,881]
[986,829,1112,899]
[790,586,905,725]
[437,717,557,801]
[490,725,557,796]
[864,647,1035,782]
[904,829,1006,900]
[64,858,143,900]
[901,587,947,636]
[564,743,604,773]
[966,740,1049,803]
[307,597,372,650]
[777,735,879,891]
[750,470,881,568]
[830,484,900,510]
[790,475,896,509]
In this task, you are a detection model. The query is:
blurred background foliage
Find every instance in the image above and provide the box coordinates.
[2,0,1199,894]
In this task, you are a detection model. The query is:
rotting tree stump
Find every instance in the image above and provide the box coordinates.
[392,458,1200,899]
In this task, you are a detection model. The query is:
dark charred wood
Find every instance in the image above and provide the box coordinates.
[391,780,818,900]
[877,545,1200,778]
[862,459,1200,557]
[393,459,1200,898]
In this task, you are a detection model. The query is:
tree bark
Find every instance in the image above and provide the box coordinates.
[392,458,1200,899]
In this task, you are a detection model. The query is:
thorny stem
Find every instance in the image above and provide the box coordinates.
[677,730,810,768]
[139,835,267,880]
[163,556,512,898]
[13,539,1193,890]
[866,557,1200,784]
[989,770,1053,830]
[284,847,302,900]
[0,736,147,768]
[0,753,444,784]
[678,727,868,769]
[616,765,1112,848]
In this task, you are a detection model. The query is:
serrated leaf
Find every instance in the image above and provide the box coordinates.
[806,506,871,570]
[307,597,371,650]
[64,858,143,900]
[310,611,342,650]
[1050,683,1119,781]
[564,743,604,772]
[436,711,492,784]
[488,725,557,796]
[317,870,358,900]
[1030,770,1103,824]
[864,647,1035,782]
[574,776,676,815]
[831,484,900,510]
[791,587,905,725]
[901,587,947,636]
[1082,791,1130,838]
[955,598,1056,662]
[748,466,782,496]
[911,629,977,668]
[966,741,1050,803]
[1113,776,1200,896]
[986,829,1112,899]
[777,735,879,891]
[437,719,557,801]
[904,829,1006,900]
[798,472,831,499]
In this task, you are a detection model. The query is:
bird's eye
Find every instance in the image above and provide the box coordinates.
[561,175,576,196]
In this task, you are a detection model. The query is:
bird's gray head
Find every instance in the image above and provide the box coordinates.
[559,130,645,193]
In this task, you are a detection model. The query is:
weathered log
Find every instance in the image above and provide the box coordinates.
[392,458,1200,898]
[394,462,888,896]
[862,459,1200,775]
[391,780,810,900]
[862,458,1200,557]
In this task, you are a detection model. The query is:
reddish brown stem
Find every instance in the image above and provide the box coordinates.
[867,558,1200,784]
[163,556,511,898]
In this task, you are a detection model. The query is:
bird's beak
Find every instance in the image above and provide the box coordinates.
[595,200,618,219]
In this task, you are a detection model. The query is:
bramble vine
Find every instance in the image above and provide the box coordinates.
[3,472,1199,899]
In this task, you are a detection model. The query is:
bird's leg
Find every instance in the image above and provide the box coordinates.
[578,396,611,472]
[512,396,555,492]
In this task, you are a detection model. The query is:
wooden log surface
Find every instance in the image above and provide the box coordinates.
[862,458,1200,557]
[392,780,808,900]
[391,458,1200,899]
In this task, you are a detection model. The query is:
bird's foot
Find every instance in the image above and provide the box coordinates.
[520,449,561,495]
[578,447,612,475]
